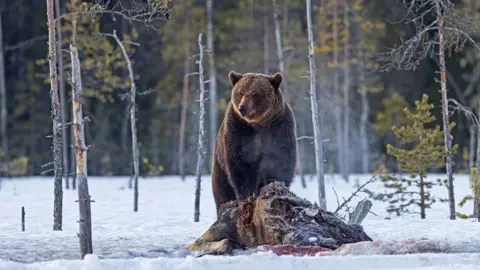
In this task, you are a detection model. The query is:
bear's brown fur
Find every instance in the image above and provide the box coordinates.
[211,71,297,217]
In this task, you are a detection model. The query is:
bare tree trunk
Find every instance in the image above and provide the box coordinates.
[476,100,480,221]
[70,0,78,191]
[194,33,207,222]
[111,30,140,212]
[179,39,190,181]
[0,11,8,168]
[332,0,344,178]
[469,124,475,170]
[207,0,217,174]
[71,130,76,189]
[306,0,326,210]
[70,44,93,258]
[435,0,455,220]
[55,0,69,190]
[359,50,369,173]
[46,0,64,231]
[272,0,289,102]
[342,4,350,180]
[263,5,269,74]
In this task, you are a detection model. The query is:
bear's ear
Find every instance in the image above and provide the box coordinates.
[269,72,283,89]
[229,71,243,86]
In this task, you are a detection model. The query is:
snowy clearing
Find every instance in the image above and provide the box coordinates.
[1,174,480,269]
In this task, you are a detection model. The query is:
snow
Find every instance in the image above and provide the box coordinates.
[0,173,479,269]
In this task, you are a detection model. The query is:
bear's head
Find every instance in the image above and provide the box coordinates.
[229,71,285,125]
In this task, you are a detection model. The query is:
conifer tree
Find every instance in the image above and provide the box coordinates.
[366,94,458,219]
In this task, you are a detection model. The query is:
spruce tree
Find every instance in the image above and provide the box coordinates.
[367,94,458,219]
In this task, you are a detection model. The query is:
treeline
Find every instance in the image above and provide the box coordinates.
[1,0,480,179]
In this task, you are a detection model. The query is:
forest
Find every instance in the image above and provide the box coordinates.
[1,0,480,182]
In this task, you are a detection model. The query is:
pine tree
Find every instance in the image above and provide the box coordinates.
[366,94,458,219]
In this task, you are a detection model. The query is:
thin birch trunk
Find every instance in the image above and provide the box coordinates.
[0,11,8,168]
[333,0,344,178]
[272,0,289,102]
[359,50,369,173]
[435,0,455,220]
[111,30,140,212]
[476,100,480,221]
[342,4,350,180]
[306,0,326,210]
[179,37,190,181]
[55,0,69,189]
[194,33,207,222]
[474,119,479,218]
[46,0,64,231]
[70,44,93,258]
[207,0,217,173]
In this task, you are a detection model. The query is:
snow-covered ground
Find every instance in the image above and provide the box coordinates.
[1,174,479,269]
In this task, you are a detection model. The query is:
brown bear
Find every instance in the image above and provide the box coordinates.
[211,71,297,217]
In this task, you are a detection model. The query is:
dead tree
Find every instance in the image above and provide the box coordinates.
[110,30,140,212]
[358,50,370,173]
[378,0,476,220]
[206,0,217,172]
[179,40,190,181]
[332,0,345,180]
[194,33,207,222]
[342,2,350,181]
[477,100,480,221]
[0,8,8,168]
[55,0,69,190]
[272,0,289,101]
[263,2,270,74]
[306,0,326,210]
[187,182,371,254]
[70,44,93,259]
[46,0,64,231]
[21,206,25,232]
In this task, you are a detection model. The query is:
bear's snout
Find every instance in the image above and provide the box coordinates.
[239,105,248,116]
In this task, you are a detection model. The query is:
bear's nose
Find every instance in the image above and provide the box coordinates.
[239,105,247,116]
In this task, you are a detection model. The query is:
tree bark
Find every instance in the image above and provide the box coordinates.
[469,124,475,171]
[112,30,140,212]
[342,4,350,180]
[179,34,190,181]
[70,0,78,191]
[187,182,371,254]
[46,0,64,231]
[263,4,269,74]
[207,0,217,174]
[0,11,8,168]
[55,0,69,190]
[272,0,289,102]
[435,0,455,220]
[476,100,480,221]
[306,0,326,210]
[332,0,344,178]
[359,50,370,173]
[70,44,93,258]
[194,33,207,222]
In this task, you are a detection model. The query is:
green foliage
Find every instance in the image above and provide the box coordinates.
[457,167,480,219]
[387,94,458,177]
[374,91,410,136]
[365,94,457,218]
[0,150,29,177]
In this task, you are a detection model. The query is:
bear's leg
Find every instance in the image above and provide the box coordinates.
[212,159,236,217]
